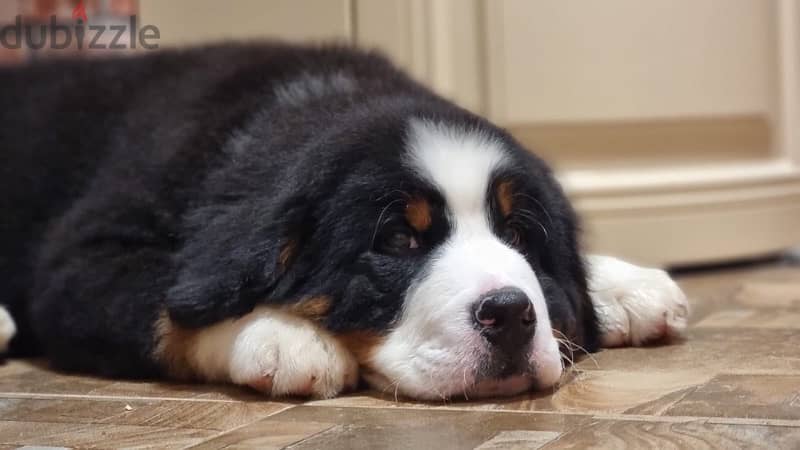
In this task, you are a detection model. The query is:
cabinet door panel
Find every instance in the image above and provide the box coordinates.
[486,0,777,124]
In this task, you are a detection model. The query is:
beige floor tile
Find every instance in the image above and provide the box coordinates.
[252,406,588,450]
[87,379,275,402]
[676,263,800,324]
[0,362,113,396]
[312,370,710,416]
[306,389,560,413]
[694,308,800,329]
[664,374,800,420]
[547,370,711,414]
[733,280,800,307]
[475,430,562,449]
[0,397,287,430]
[584,328,800,375]
[0,419,213,449]
[0,360,38,378]
[543,418,800,450]
[621,387,698,416]
[188,419,337,450]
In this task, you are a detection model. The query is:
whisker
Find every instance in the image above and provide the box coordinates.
[512,192,555,230]
[514,208,550,242]
[378,376,398,396]
[376,371,411,403]
[462,367,470,401]
[374,189,411,203]
[552,339,589,390]
[553,336,581,388]
[553,329,599,369]
[378,377,401,401]
[370,198,405,248]
[553,332,575,357]
[555,338,575,368]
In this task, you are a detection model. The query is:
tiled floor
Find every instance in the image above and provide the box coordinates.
[1,261,799,449]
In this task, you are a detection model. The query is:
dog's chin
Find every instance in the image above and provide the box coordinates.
[363,370,554,401]
[467,374,535,398]
[363,332,565,400]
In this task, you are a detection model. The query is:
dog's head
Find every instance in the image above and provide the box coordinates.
[168,101,599,399]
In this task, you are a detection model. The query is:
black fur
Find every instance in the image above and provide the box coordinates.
[0,43,598,379]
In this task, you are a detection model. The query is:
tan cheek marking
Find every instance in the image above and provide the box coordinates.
[405,197,432,232]
[284,295,332,321]
[152,311,199,380]
[278,239,297,272]
[497,181,514,217]
[336,331,385,365]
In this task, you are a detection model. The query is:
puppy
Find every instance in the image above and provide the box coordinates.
[0,43,689,399]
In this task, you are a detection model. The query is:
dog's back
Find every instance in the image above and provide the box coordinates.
[0,43,416,356]
[1,57,136,352]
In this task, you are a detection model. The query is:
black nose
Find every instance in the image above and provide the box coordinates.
[473,287,536,353]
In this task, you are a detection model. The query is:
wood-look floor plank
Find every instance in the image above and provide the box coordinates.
[541,419,800,450]
[663,374,800,420]
[0,419,214,449]
[0,397,288,431]
[583,328,800,375]
[246,406,589,450]
[188,419,337,450]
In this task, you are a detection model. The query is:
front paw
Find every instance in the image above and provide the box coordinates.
[227,312,359,398]
[589,256,690,347]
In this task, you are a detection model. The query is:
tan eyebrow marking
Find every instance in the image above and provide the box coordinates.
[496,181,513,217]
[405,197,432,232]
[278,238,297,273]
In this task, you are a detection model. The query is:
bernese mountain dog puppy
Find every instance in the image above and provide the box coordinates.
[0,43,689,399]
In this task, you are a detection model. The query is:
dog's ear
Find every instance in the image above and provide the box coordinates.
[165,201,307,328]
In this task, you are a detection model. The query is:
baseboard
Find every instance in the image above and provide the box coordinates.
[560,159,800,267]
[509,115,771,171]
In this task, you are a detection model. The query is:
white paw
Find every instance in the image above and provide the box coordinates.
[226,310,358,398]
[0,306,16,352]
[587,255,690,347]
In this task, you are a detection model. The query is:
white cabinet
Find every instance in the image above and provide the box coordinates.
[484,0,778,123]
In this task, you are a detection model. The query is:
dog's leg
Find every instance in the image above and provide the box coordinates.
[155,307,359,398]
[585,255,690,347]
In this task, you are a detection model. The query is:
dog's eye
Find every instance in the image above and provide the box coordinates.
[378,226,420,255]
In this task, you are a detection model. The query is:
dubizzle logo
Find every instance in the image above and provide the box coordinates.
[0,0,161,51]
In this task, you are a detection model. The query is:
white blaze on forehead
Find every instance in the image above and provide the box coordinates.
[405,119,508,217]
